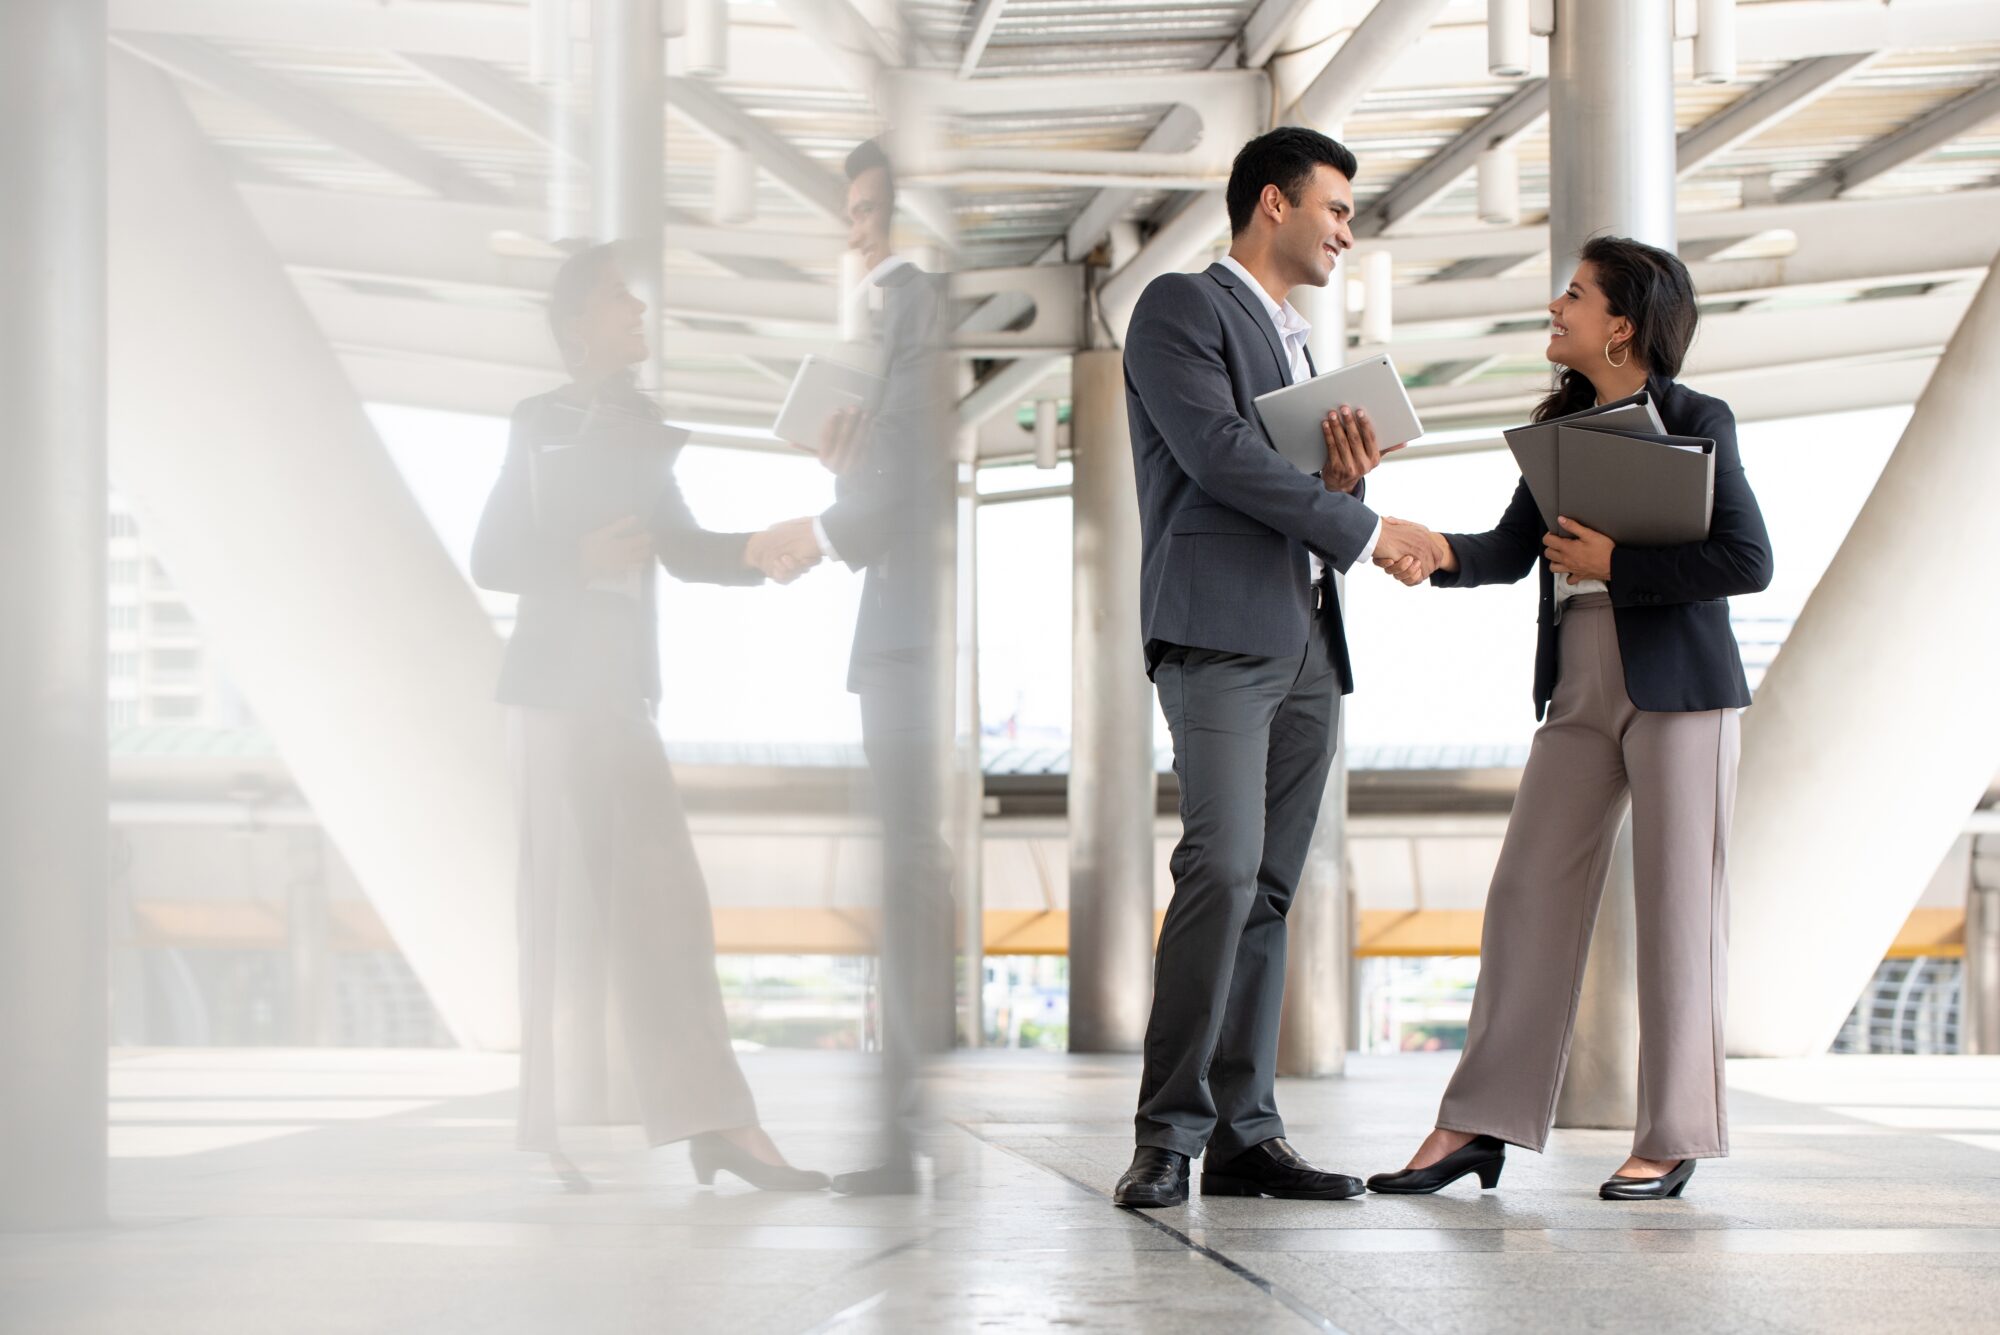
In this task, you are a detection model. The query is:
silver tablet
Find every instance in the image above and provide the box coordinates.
[1252,352,1424,472]
[772,354,884,450]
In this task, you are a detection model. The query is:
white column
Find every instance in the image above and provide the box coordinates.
[1067,349,1157,1052]
[1546,0,1677,1131]
[1726,251,2000,1056]
[594,0,664,385]
[0,0,108,1232]
[107,54,519,1048]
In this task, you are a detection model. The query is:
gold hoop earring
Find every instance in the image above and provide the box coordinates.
[1605,338,1629,369]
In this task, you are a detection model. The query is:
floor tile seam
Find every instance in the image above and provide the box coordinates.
[950,1121,1392,1335]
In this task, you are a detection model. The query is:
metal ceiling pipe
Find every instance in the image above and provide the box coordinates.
[593,0,664,385]
[1694,0,1738,86]
[1545,0,1679,1134]
[1489,0,1531,79]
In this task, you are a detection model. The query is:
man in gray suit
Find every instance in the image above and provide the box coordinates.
[1113,127,1430,1208]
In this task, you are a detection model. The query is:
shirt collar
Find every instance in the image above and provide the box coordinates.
[863,253,915,288]
[1218,254,1311,343]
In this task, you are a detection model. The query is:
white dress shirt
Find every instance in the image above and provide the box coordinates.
[1215,254,1381,577]
[1552,396,1613,610]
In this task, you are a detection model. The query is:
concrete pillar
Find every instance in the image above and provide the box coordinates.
[0,0,108,1232]
[1275,273,1354,1078]
[1279,727,1353,1077]
[1067,349,1157,1052]
[593,0,664,385]
[1727,252,2000,1056]
[954,411,985,1049]
[1967,834,2000,1056]
[1546,0,1677,1131]
[107,54,518,1048]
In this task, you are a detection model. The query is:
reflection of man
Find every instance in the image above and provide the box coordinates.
[751,140,954,1196]
[1114,127,1421,1210]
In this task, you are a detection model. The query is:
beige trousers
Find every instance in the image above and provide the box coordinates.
[1436,594,1738,1161]
[509,705,756,1154]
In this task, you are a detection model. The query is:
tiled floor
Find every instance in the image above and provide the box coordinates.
[2,1048,1996,1333]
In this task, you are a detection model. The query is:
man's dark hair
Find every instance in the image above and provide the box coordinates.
[1224,127,1358,236]
[845,137,896,204]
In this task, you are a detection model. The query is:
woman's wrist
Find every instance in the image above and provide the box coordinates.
[1432,531,1458,573]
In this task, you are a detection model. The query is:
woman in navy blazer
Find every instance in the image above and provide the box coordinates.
[472,244,825,1195]
[1367,237,1772,1202]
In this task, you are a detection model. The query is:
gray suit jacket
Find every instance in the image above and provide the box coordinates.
[1123,262,1378,685]
[818,262,953,694]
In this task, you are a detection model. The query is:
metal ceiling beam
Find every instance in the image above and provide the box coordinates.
[958,0,1008,78]
[1351,79,1550,239]
[108,0,531,62]
[664,78,849,223]
[114,32,512,204]
[1675,53,1877,178]
[395,50,585,158]
[1362,186,2000,268]
[1383,289,1970,377]
[1099,0,1456,334]
[1781,74,2000,202]
[1239,0,1320,69]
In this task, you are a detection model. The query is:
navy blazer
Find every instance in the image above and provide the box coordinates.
[1432,373,1775,718]
[1124,262,1380,684]
[471,384,762,710]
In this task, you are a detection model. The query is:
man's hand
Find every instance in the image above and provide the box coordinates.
[744,517,824,584]
[816,405,868,476]
[1321,405,1408,494]
[579,515,652,581]
[1372,517,1441,586]
[1544,516,1614,584]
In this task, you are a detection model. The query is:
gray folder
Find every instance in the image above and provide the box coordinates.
[1554,425,1715,546]
[1503,391,1665,532]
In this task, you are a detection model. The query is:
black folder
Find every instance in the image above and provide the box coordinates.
[1502,390,1664,532]
[529,404,691,538]
[1553,425,1715,546]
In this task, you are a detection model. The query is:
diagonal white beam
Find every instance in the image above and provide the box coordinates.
[1782,74,2000,202]
[1099,0,1455,335]
[114,32,511,204]
[1351,79,1549,239]
[958,0,1008,78]
[395,50,585,158]
[1239,0,1321,69]
[1675,53,1877,178]
[665,77,848,222]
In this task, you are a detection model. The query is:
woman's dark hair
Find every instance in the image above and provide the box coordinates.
[1225,126,1358,236]
[547,241,621,372]
[1533,235,1699,423]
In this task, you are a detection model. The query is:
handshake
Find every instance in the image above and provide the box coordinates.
[743,517,824,584]
[1371,516,1453,586]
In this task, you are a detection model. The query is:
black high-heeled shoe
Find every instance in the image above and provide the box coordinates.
[1366,1135,1506,1195]
[1599,1158,1694,1200]
[689,1132,830,1192]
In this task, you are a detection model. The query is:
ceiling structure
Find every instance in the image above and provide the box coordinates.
[106,0,2000,458]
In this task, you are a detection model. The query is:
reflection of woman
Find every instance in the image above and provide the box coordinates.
[1369,237,1772,1202]
[471,244,824,1192]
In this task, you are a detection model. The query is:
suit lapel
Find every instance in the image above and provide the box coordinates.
[1303,343,1318,378]
[1208,263,1292,389]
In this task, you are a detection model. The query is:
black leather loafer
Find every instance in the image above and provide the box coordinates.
[1113,1146,1190,1208]
[1201,1137,1364,1200]
[1366,1135,1506,1195]
[1599,1158,1695,1200]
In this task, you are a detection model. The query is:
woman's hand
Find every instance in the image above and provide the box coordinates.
[1543,516,1614,584]
[579,515,652,580]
